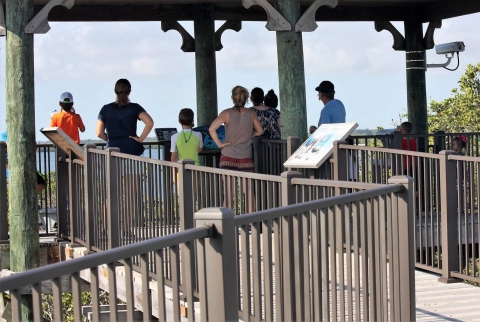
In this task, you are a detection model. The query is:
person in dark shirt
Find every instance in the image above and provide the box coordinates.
[96,79,154,155]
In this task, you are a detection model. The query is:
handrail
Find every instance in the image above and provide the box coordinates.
[340,143,442,159]
[291,177,389,189]
[111,150,181,168]
[448,153,480,161]
[185,163,283,182]
[0,226,211,292]
[234,184,403,226]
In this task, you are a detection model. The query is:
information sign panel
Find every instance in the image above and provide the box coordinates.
[283,122,358,168]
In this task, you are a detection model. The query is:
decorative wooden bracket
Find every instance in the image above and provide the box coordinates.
[215,20,242,51]
[296,0,338,32]
[25,0,74,34]
[242,0,291,31]
[161,21,195,52]
[0,2,6,36]
[423,20,442,50]
[374,21,406,51]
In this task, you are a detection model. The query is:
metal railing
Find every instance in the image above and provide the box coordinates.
[187,163,284,215]
[232,176,415,321]
[442,153,480,284]
[0,176,415,322]
[336,142,443,274]
[0,226,222,321]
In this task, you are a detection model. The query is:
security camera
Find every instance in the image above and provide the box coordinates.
[435,42,465,55]
[426,41,465,71]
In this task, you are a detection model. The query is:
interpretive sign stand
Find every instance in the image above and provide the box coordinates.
[40,127,85,161]
[284,122,358,168]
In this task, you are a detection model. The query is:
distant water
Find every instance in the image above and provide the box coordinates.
[36,148,163,174]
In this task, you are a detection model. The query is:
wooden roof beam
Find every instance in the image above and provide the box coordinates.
[422,0,480,22]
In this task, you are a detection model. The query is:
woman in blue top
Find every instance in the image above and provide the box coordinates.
[96,79,154,155]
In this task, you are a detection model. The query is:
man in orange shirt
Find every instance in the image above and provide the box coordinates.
[50,92,85,144]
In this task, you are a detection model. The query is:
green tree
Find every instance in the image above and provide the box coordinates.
[428,63,480,133]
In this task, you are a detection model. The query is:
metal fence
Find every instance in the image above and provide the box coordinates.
[443,153,480,284]
[233,176,415,321]
[0,176,415,322]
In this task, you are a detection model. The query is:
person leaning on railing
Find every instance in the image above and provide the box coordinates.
[96,78,154,156]
[251,87,281,139]
[209,86,263,172]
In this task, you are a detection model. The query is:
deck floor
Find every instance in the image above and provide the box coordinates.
[415,270,480,321]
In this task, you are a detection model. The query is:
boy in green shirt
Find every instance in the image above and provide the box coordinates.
[170,109,203,165]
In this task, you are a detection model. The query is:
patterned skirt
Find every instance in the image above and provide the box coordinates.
[219,155,254,172]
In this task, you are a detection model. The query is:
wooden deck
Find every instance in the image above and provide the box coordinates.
[415,270,480,321]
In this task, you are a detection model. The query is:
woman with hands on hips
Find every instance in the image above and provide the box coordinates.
[96,78,154,156]
[209,85,263,172]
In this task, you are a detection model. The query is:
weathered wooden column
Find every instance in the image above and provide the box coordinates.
[6,0,38,319]
[404,16,428,134]
[194,3,218,126]
[274,0,307,141]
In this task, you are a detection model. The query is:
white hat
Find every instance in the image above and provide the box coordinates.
[59,92,73,103]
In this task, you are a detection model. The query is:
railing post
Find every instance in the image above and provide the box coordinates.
[106,148,121,248]
[280,171,302,207]
[83,144,97,252]
[286,136,300,159]
[438,150,460,283]
[56,146,69,238]
[279,171,302,320]
[286,136,301,174]
[434,131,446,154]
[388,175,415,322]
[0,142,8,241]
[178,159,195,231]
[178,159,196,294]
[333,140,348,182]
[195,208,238,321]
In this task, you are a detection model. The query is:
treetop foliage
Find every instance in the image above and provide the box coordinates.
[428,63,480,133]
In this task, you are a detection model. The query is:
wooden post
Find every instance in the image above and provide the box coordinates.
[6,0,37,319]
[404,14,428,135]
[274,0,307,142]
[194,3,218,127]
[0,142,7,241]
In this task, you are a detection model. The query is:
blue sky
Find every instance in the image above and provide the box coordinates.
[0,13,478,140]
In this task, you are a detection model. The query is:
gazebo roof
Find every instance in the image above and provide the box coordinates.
[40,0,480,23]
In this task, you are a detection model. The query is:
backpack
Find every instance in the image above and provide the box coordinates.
[192,125,225,150]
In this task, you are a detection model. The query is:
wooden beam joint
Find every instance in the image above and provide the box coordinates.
[296,0,338,32]
[25,0,74,34]
[242,0,291,31]
[423,20,442,50]
[161,20,195,53]
[215,20,241,51]
[374,21,406,51]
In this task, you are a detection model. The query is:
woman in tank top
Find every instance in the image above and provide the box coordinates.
[209,86,264,172]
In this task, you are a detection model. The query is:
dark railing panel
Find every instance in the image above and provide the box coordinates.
[337,143,443,274]
[69,159,86,245]
[233,178,415,321]
[449,154,480,284]
[253,137,288,176]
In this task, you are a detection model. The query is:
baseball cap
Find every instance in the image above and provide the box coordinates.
[315,81,335,93]
[59,92,73,103]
